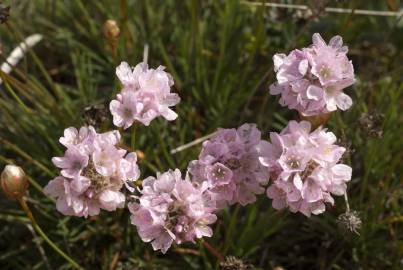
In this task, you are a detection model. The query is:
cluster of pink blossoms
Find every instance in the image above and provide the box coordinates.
[41,34,357,253]
[269,33,355,116]
[188,124,269,208]
[44,126,140,217]
[128,169,216,253]
[110,62,180,128]
[258,121,352,216]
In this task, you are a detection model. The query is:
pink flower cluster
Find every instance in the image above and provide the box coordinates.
[44,126,140,217]
[258,121,352,216]
[110,62,180,128]
[269,33,355,116]
[188,124,269,208]
[42,33,356,253]
[128,169,216,253]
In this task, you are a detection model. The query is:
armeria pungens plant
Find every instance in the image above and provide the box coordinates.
[37,33,356,256]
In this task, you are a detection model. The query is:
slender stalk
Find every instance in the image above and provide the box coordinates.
[26,224,52,270]
[18,198,82,269]
[223,205,240,254]
[241,1,403,17]
[170,132,217,154]
[143,43,149,64]
[343,191,351,213]
[130,124,137,152]
[202,240,224,262]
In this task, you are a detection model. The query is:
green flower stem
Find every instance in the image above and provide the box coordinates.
[130,124,137,152]
[18,198,82,269]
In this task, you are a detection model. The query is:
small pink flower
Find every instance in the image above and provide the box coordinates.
[269,33,355,116]
[258,120,352,217]
[51,146,89,178]
[188,124,269,208]
[129,169,216,253]
[116,61,147,91]
[44,126,140,218]
[109,91,140,129]
[110,62,180,128]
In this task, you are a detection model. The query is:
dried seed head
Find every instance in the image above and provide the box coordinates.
[1,165,29,199]
[103,19,120,41]
[82,101,110,127]
[358,111,384,138]
[337,210,362,235]
[0,3,10,24]
[220,256,253,270]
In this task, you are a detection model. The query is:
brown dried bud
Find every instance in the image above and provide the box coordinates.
[300,112,331,130]
[82,101,110,127]
[103,20,120,41]
[0,3,10,24]
[135,150,145,160]
[358,111,384,138]
[1,165,29,199]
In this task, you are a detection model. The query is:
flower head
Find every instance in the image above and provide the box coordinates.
[110,62,180,128]
[128,169,216,253]
[269,33,355,116]
[44,126,140,217]
[337,210,362,234]
[258,120,352,217]
[188,124,269,208]
[1,165,29,200]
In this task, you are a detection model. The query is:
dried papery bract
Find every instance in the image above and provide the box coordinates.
[1,165,29,200]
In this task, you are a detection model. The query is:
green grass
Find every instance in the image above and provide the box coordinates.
[0,0,402,269]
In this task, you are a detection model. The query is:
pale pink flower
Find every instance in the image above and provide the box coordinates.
[52,146,89,178]
[59,126,95,148]
[110,62,180,128]
[269,33,355,116]
[116,61,147,91]
[258,120,352,217]
[188,124,269,208]
[44,126,140,218]
[109,91,140,129]
[128,169,216,253]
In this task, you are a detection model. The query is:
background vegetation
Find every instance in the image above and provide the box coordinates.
[0,0,402,269]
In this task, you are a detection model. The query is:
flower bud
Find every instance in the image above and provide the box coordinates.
[1,165,29,199]
[135,150,145,160]
[300,112,331,130]
[102,20,120,41]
